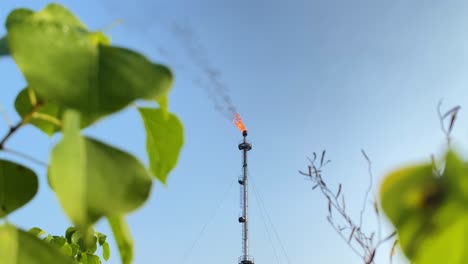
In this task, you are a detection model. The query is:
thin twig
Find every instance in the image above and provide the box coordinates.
[0,122,23,149]
[359,149,373,228]
[0,102,43,149]
[437,100,448,137]
[374,199,382,243]
[301,150,395,264]
[437,100,461,145]
[327,216,364,259]
[0,103,13,128]
[0,101,48,168]
[1,148,48,167]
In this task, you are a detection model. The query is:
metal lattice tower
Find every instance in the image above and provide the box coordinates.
[237,130,254,264]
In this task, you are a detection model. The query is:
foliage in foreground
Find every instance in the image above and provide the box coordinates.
[28,227,110,263]
[380,106,466,263]
[0,3,184,264]
[303,106,465,264]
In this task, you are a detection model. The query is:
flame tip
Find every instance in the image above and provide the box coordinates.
[233,113,247,132]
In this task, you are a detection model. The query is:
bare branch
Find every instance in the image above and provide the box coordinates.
[320,150,326,166]
[437,101,461,145]
[349,227,356,243]
[437,100,447,136]
[336,184,342,198]
[390,239,399,264]
[301,150,395,264]
[379,231,397,245]
[0,102,43,149]
[0,100,48,168]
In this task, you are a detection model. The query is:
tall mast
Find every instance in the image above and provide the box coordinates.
[238,130,254,264]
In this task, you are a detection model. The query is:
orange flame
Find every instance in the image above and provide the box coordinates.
[233,113,247,132]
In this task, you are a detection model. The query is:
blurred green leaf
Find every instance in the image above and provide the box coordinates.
[50,236,67,248]
[108,215,133,264]
[0,35,9,57]
[71,232,85,251]
[15,88,61,136]
[87,236,98,254]
[84,253,101,264]
[96,232,106,246]
[0,224,18,264]
[65,227,76,243]
[70,242,80,256]
[443,151,468,202]
[138,108,184,184]
[380,151,468,263]
[44,234,53,243]
[0,160,38,217]
[28,227,45,238]
[6,4,172,125]
[0,225,75,264]
[102,242,110,261]
[79,253,87,264]
[49,111,152,230]
[5,8,33,29]
[60,243,73,257]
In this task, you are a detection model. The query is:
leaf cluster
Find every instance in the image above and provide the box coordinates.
[28,227,110,263]
[0,3,184,263]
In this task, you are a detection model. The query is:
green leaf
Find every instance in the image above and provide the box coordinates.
[96,46,173,115]
[50,236,67,248]
[443,151,468,202]
[380,151,468,263]
[15,88,61,136]
[0,224,18,264]
[71,231,85,251]
[6,4,173,125]
[70,242,80,256]
[5,8,34,29]
[65,227,76,243]
[0,224,76,264]
[0,35,9,57]
[138,108,184,184]
[96,232,106,246]
[413,216,468,263]
[59,243,73,257]
[79,253,87,264]
[30,3,86,28]
[84,253,101,264]
[380,163,450,258]
[102,242,110,261]
[28,227,45,238]
[44,234,53,243]
[0,160,38,217]
[87,236,98,254]
[108,215,133,264]
[49,111,152,229]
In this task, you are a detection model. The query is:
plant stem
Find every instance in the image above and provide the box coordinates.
[0,102,42,149]
[0,122,22,149]
[2,147,48,167]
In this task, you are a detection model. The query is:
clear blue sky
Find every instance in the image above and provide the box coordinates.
[2,1,468,263]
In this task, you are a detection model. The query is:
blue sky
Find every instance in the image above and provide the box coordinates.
[2,1,468,263]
